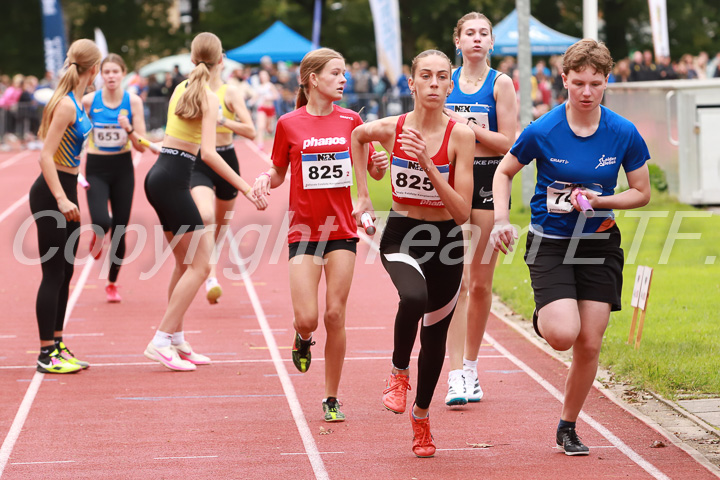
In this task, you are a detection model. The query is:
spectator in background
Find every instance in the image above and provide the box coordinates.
[611,58,631,83]
[642,50,659,80]
[171,64,185,91]
[657,56,677,80]
[352,61,371,118]
[18,75,40,146]
[38,70,57,89]
[0,74,25,135]
[629,50,646,81]
[695,52,708,80]
[252,70,279,150]
[550,55,567,105]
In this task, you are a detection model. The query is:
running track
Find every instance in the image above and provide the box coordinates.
[0,143,717,479]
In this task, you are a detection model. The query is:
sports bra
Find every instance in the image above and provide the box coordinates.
[88,90,133,153]
[215,84,234,134]
[54,92,92,168]
[390,114,456,208]
[165,80,203,144]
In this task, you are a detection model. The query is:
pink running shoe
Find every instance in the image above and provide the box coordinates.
[382,372,411,414]
[410,409,436,458]
[174,341,211,365]
[106,284,121,303]
[144,342,196,371]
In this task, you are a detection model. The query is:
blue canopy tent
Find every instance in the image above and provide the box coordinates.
[226,21,314,64]
[492,9,580,56]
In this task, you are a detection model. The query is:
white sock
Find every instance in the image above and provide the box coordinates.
[152,331,172,348]
[171,331,185,346]
[299,332,312,342]
[463,359,478,371]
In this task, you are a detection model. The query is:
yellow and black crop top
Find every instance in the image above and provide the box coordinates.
[216,84,234,134]
[165,80,203,144]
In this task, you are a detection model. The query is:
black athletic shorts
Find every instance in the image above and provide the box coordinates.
[288,238,358,260]
[144,147,204,235]
[472,156,505,210]
[524,224,624,311]
[191,144,240,201]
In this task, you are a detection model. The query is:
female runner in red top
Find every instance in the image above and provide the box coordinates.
[252,48,388,422]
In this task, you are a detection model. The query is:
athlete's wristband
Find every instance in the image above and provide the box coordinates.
[258,171,271,181]
[126,127,134,135]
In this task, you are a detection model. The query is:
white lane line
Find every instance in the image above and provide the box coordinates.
[346,326,386,330]
[0,335,17,339]
[0,257,94,478]
[0,150,32,170]
[0,194,29,225]
[243,138,272,165]
[0,354,505,370]
[228,228,328,480]
[280,452,345,456]
[0,373,43,475]
[154,455,218,460]
[10,460,75,465]
[484,332,670,480]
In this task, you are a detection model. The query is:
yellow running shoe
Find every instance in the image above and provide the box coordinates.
[58,342,90,369]
[37,349,82,374]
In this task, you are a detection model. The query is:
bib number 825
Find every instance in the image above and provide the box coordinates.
[308,164,344,180]
[396,172,434,191]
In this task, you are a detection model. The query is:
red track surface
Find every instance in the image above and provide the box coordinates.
[0,143,717,479]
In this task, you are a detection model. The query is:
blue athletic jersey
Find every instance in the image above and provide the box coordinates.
[88,90,133,152]
[510,103,650,238]
[53,92,93,168]
[446,67,499,141]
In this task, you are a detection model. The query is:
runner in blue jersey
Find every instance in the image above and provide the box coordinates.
[492,39,651,456]
[443,12,517,407]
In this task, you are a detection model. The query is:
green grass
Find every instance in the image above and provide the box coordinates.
[493,178,720,399]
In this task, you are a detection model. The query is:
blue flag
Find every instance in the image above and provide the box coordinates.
[40,0,68,75]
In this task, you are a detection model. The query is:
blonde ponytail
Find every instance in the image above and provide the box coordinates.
[38,39,100,139]
[175,32,222,120]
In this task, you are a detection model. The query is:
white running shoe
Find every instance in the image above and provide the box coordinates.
[206,277,222,304]
[445,369,468,406]
[464,367,484,402]
[174,341,211,365]
[144,342,196,371]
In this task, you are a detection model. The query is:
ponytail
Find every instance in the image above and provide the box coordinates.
[175,32,223,120]
[295,84,308,109]
[38,39,100,139]
[175,63,210,119]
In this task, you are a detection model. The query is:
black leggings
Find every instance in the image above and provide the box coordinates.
[29,171,80,341]
[86,152,134,283]
[379,211,464,409]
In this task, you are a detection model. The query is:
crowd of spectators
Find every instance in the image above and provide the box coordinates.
[2,49,720,150]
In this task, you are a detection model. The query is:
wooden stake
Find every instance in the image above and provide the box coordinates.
[627,307,639,345]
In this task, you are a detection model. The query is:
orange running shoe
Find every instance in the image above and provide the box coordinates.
[410,409,436,458]
[382,372,411,414]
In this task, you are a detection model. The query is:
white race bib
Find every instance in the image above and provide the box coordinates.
[446,103,489,130]
[391,157,449,203]
[93,124,128,149]
[301,150,352,190]
[546,181,602,214]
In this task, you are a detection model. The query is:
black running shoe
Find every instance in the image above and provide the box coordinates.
[556,427,590,455]
[291,333,315,373]
[532,309,543,339]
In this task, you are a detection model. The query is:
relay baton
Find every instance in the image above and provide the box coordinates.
[136,136,161,154]
[361,212,376,235]
[574,189,594,218]
[78,173,90,190]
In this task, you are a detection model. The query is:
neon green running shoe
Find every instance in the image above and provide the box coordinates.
[37,349,82,374]
[58,342,90,369]
[322,397,346,422]
[291,333,315,373]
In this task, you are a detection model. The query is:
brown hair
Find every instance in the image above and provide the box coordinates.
[101,53,127,74]
[563,39,614,77]
[296,48,345,109]
[410,50,453,78]
[175,32,222,120]
[453,12,493,40]
[38,39,101,139]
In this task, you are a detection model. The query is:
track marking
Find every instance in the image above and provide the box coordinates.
[0,373,43,476]
[0,257,94,478]
[280,452,345,456]
[0,150,32,170]
[484,332,670,480]
[118,394,286,401]
[228,227,328,480]
[0,335,17,339]
[0,194,29,225]
[10,460,75,465]
[154,456,218,460]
